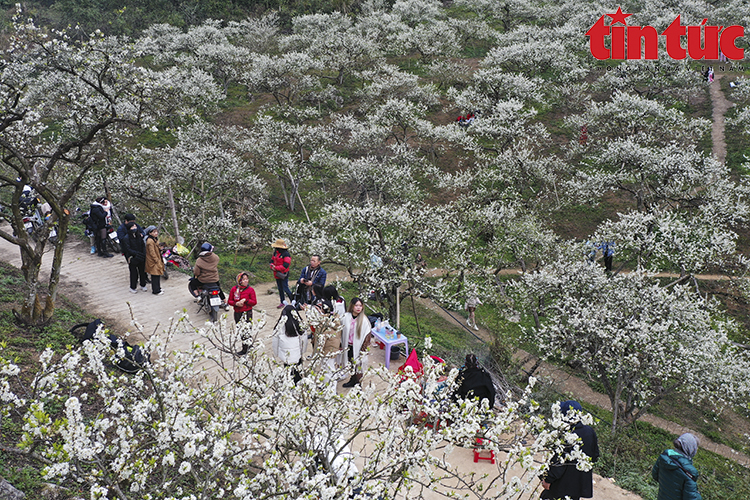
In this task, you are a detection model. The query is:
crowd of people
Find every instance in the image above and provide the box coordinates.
[83,205,704,500]
[268,239,368,387]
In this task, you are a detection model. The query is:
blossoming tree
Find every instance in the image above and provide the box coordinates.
[514,258,750,434]
[0,17,219,324]
[0,318,588,500]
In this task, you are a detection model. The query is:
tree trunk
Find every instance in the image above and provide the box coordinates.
[167,184,181,242]
[44,212,72,320]
[278,175,291,209]
[386,284,399,324]
[17,236,48,325]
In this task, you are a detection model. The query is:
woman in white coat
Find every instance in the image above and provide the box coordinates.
[341,297,372,388]
[272,305,306,383]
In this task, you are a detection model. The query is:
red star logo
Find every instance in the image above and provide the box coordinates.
[607,7,632,25]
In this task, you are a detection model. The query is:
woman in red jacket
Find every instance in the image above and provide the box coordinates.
[270,239,293,308]
[228,272,257,324]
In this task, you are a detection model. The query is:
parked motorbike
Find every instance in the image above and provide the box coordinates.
[19,189,43,238]
[189,278,222,322]
[104,224,121,254]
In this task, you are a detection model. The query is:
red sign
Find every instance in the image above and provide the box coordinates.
[586,7,744,60]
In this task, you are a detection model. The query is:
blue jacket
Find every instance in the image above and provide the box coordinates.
[652,449,702,500]
[298,265,327,288]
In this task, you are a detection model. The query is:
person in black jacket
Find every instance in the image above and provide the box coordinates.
[455,354,496,408]
[541,400,600,500]
[123,222,148,293]
[117,213,143,256]
[89,197,113,258]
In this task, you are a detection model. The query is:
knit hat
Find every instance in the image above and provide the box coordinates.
[144,225,157,235]
[124,213,136,221]
[560,400,583,416]
[236,272,249,285]
[271,238,288,249]
[675,433,699,459]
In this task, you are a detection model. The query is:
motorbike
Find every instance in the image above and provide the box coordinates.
[19,190,43,239]
[104,224,121,254]
[189,278,222,322]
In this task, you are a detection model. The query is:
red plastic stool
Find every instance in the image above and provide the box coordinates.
[473,438,495,464]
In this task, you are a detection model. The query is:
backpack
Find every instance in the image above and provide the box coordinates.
[82,212,96,232]
[71,319,150,374]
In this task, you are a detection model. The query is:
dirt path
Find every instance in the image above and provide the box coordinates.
[710,73,733,165]
[0,236,643,500]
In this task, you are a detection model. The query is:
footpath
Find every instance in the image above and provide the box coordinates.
[0,235,642,500]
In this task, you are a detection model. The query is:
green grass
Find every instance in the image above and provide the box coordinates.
[396,298,486,366]
[580,401,750,500]
[0,261,94,361]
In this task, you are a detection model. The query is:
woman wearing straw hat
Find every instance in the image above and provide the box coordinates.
[270,239,293,309]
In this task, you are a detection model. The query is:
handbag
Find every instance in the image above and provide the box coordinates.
[276,271,289,279]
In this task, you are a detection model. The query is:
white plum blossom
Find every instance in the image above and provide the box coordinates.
[0,315,582,500]
[514,258,750,433]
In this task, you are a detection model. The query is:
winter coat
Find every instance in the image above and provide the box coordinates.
[455,366,496,407]
[341,312,372,372]
[271,249,291,279]
[89,202,110,230]
[145,236,165,276]
[272,305,306,365]
[123,228,147,264]
[652,449,702,500]
[541,423,600,500]
[117,222,144,247]
[228,285,257,313]
[194,251,220,284]
[297,265,328,304]
[298,265,327,288]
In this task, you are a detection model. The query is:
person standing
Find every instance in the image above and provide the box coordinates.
[341,297,372,388]
[465,293,482,331]
[599,241,614,272]
[298,254,327,306]
[652,433,702,500]
[89,197,113,258]
[270,239,293,309]
[123,222,148,294]
[230,272,257,355]
[228,272,257,324]
[144,226,165,295]
[540,400,600,500]
[117,213,143,256]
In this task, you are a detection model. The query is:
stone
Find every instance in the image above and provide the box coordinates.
[0,477,25,500]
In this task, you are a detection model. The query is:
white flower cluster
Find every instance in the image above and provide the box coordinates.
[0,315,582,500]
